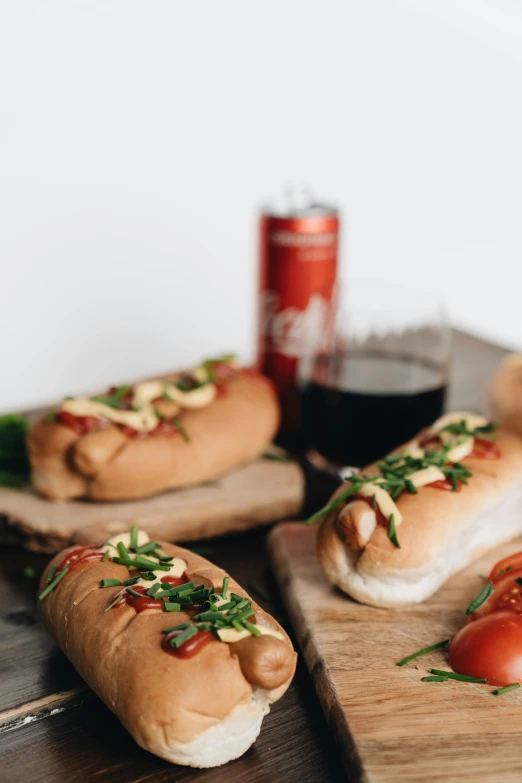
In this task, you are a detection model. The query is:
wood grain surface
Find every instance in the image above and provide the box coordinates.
[0,330,509,783]
[269,526,522,781]
[0,457,304,553]
[0,528,345,783]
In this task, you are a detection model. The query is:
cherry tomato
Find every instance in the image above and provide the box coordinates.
[468,568,522,621]
[488,553,522,582]
[469,437,501,460]
[450,611,522,686]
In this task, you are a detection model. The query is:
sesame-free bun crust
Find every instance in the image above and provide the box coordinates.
[28,371,279,501]
[39,541,296,768]
[317,428,522,608]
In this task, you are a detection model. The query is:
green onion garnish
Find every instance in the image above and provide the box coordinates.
[46,565,57,584]
[126,587,142,598]
[147,582,163,596]
[397,640,449,666]
[130,526,139,551]
[102,550,109,562]
[221,576,230,598]
[173,417,190,443]
[100,578,122,588]
[405,479,417,495]
[111,556,170,571]
[421,675,449,682]
[465,581,494,615]
[243,621,261,637]
[117,541,128,559]
[123,576,140,586]
[428,669,488,683]
[38,566,69,600]
[136,541,160,555]
[104,594,124,612]
[163,622,191,634]
[388,514,401,548]
[164,602,181,612]
[169,625,198,648]
[492,683,520,695]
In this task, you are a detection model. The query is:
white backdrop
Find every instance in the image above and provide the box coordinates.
[1,0,521,410]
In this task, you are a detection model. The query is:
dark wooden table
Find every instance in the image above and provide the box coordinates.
[0,330,508,783]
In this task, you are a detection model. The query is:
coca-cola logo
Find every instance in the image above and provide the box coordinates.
[260,292,330,358]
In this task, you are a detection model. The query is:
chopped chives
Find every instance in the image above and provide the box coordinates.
[111,556,170,571]
[130,526,139,551]
[429,669,488,683]
[46,565,57,584]
[405,479,417,495]
[388,514,401,549]
[164,602,181,612]
[102,550,109,562]
[136,541,160,555]
[104,593,124,612]
[232,619,244,632]
[169,625,198,648]
[221,576,230,598]
[492,683,520,696]
[140,571,157,581]
[465,581,494,615]
[397,640,449,666]
[100,578,122,588]
[421,675,449,682]
[38,566,69,600]
[126,587,142,598]
[117,541,128,559]
[244,621,261,637]
[193,610,228,622]
[123,576,140,586]
[147,582,163,597]
[153,589,175,600]
[163,622,191,634]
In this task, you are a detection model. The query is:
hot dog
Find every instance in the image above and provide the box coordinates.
[38,528,296,768]
[27,356,279,501]
[311,412,522,607]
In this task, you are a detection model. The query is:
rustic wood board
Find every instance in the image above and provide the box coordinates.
[0,458,304,553]
[269,523,522,783]
[0,529,345,783]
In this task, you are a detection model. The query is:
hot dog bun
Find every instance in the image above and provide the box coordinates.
[489,354,522,436]
[316,417,522,608]
[39,533,296,768]
[28,364,279,501]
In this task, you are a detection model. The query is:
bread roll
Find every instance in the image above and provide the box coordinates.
[38,530,296,768]
[314,413,522,607]
[28,360,279,501]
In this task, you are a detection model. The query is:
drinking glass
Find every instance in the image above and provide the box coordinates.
[298,280,451,467]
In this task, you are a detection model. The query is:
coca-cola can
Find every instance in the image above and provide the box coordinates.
[257,188,340,435]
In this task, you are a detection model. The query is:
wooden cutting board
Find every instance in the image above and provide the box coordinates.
[0,458,304,553]
[268,523,522,783]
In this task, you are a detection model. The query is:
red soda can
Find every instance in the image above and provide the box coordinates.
[257,188,339,435]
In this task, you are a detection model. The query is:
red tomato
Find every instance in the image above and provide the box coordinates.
[488,552,522,582]
[469,437,501,460]
[469,568,522,620]
[450,611,522,686]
